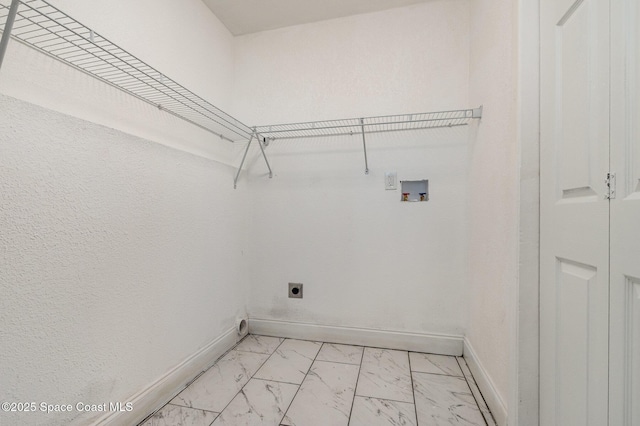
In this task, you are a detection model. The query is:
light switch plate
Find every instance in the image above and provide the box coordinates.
[385,172,397,190]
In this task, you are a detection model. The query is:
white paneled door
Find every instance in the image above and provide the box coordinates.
[540,0,610,424]
[609,0,640,424]
[542,0,640,424]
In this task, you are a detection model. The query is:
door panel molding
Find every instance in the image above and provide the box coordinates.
[623,0,640,200]
[610,0,640,423]
[623,277,640,424]
[540,0,610,423]
[555,258,597,425]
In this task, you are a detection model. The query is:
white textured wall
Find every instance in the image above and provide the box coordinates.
[232,0,470,124]
[0,94,249,425]
[467,0,519,420]
[0,0,241,165]
[0,0,522,423]
[0,1,249,424]
[245,131,469,335]
[234,1,471,337]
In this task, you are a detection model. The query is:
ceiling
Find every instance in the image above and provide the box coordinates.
[201,0,433,36]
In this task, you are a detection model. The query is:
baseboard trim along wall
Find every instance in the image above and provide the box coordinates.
[463,338,508,426]
[249,318,464,356]
[93,327,238,426]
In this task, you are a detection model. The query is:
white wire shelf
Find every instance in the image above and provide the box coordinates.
[0,0,483,186]
[254,107,483,141]
[0,0,253,142]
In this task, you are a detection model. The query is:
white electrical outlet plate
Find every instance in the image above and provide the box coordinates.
[385,172,397,190]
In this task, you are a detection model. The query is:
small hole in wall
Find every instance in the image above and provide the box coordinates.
[291,287,299,295]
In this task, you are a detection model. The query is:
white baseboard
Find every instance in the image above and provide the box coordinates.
[463,338,508,426]
[92,327,238,426]
[249,318,463,356]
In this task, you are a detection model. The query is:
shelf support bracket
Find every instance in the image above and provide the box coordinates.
[234,134,254,189]
[360,118,369,175]
[0,0,20,71]
[255,130,273,180]
[233,130,273,189]
[471,105,483,119]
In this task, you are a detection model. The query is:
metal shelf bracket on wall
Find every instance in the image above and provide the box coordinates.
[0,0,19,69]
[233,129,273,189]
[360,118,369,175]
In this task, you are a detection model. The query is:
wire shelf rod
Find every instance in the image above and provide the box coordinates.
[256,108,470,130]
[256,121,471,140]
[253,108,481,141]
[256,116,466,135]
[0,0,254,142]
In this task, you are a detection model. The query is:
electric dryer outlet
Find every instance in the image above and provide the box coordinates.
[288,283,303,298]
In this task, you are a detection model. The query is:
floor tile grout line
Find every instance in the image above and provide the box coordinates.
[251,376,305,387]
[192,333,250,386]
[208,409,216,426]
[346,344,366,425]
[210,336,287,424]
[351,394,416,406]
[457,357,494,420]
[165,401,218,415]
[236,349,278,355]
[183,334,252,394]
[250,334,330,345]
[253,335,464,355]
[467,362,498,425]
[314,358,362,367]
[408,352,420,426]
[455,357,489,426]
[353,395,417,406]
[235,334,284,355]
[164,401,191,409]
[410,370,465,378]
[251,336,464,360]
[252,338,322,383]
[279,340,324,425]
[248,336,286,381]
[200,334,272,425]
[138,402,221,425]
[409,356,465,377]
[252,335,367,349]
[354,348,416,403]
[136,334,255,426]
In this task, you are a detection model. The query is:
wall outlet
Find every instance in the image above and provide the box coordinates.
[288,283,303,298]
[385,172,397,190]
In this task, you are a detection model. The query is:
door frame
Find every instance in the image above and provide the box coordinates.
[512,0,541,425]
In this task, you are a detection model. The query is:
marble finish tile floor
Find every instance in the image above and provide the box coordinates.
[140,335,496,426]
